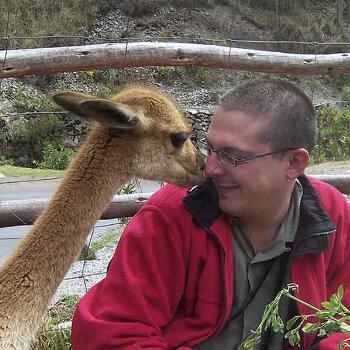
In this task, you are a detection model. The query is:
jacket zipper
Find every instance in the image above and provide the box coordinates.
[203,226,230,335]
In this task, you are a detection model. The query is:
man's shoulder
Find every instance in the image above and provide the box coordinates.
[307,175,349,212]
[307,176,344,197]
[146,183,190,210]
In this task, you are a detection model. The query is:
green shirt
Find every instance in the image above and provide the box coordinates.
[195,181,303,350]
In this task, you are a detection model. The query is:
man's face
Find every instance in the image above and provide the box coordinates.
[203,107,292,220]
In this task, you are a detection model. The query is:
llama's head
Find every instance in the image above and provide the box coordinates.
[53,85,205,186]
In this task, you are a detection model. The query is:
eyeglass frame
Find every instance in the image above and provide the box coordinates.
[197,139,298,167]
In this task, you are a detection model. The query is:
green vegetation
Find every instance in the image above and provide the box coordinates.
[311,105,350,164]
[31,295,80,350]
[154,67,217,88]
[0,85,76,169]
[90,228,122,253]
[38,142,75,171]
[240,284,350,350]
[0,155,14,166]
[79,227,122,261]
[0,113,73,168]
[0,0,97,49]
[0,164,64,177]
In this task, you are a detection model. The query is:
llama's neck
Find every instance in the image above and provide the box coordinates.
[0,130,133,349]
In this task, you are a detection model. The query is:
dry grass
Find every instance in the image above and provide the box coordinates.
[0,0,97,48]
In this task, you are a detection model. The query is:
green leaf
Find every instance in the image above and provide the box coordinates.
[337,285,344,301]
[317,328,328,337]
[302,323,321,333]
[338,338,350,349]
[340,323,350,335]
[286,316,301,330]
[272,316,284,333]
[321,300,335,312]
[330,294,341,310]
[285,329,301,347]
[315,310,331,318]
[241,339,256,349]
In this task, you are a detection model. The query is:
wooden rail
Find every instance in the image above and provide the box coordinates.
[2,42,350,78]
[0,193,152,229]
[0,175,349,229]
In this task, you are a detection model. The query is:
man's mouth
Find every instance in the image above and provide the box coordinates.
[214,182,240,191]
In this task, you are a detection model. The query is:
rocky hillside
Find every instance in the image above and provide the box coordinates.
[0,1,348,166]
[0,1,345,112]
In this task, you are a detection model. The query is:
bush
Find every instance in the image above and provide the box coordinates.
[38,142,75,170]
[311,105,350,163]
[340,86,350,107]
[1,115,65,147]
[0,114,71,167]
[0,155,14,166]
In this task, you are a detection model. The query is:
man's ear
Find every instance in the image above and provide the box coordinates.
[286,148,310,180]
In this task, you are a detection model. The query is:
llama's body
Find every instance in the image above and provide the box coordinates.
[0,86,204,349]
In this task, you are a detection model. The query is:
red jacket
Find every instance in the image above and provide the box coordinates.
[72,176,350,350]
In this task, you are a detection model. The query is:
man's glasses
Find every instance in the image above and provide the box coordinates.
[197,139,297,167]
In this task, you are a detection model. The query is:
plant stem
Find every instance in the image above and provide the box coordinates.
[283,291,322,313]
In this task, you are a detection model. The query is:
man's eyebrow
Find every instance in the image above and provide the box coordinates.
[207,140,249,155]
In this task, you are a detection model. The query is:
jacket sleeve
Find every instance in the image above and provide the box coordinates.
[309,185,350,350]
[71,204,191,350]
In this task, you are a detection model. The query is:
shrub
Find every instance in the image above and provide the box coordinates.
[0,155,14,166]
[0,114,70,167]
[1,115,65,147]
[38,142,75,170]
[340,86,350,107]
[311,105,350,164]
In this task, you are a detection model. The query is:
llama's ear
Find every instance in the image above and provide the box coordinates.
[52,91,98,117]
[80,99,144,131]
[53,92,144,132]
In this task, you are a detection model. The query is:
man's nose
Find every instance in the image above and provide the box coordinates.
[203,152,226,177]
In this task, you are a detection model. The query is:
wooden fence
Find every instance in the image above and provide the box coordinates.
[3,42,350,78]
[0,174,349,229]
[1,41,350,229]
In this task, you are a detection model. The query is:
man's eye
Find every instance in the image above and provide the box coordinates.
[221,152,237,162]
[234,155,245,162]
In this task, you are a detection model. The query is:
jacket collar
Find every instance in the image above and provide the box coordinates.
[292,174,335,256]
[183,178,221,230]
[183,175,336,256]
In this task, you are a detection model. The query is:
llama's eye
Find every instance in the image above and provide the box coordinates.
[170,132,189,148]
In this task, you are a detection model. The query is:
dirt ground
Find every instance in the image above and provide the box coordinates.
[306,160,350,175]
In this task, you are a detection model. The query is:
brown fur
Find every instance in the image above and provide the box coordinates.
[0,85,204,349]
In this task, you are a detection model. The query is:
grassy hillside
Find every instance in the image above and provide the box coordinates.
[1,0,350,169]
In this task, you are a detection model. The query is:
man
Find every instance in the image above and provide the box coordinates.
[71,79,350,349]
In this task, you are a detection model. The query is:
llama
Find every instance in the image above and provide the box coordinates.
[0,85,204,350]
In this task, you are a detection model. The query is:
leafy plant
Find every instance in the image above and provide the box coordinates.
[240,284,350,350]
[311,105,350,164]
[340,86,350,107]
[117,180,140,195]
[0,155,14,166]
[38,142,75,170]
